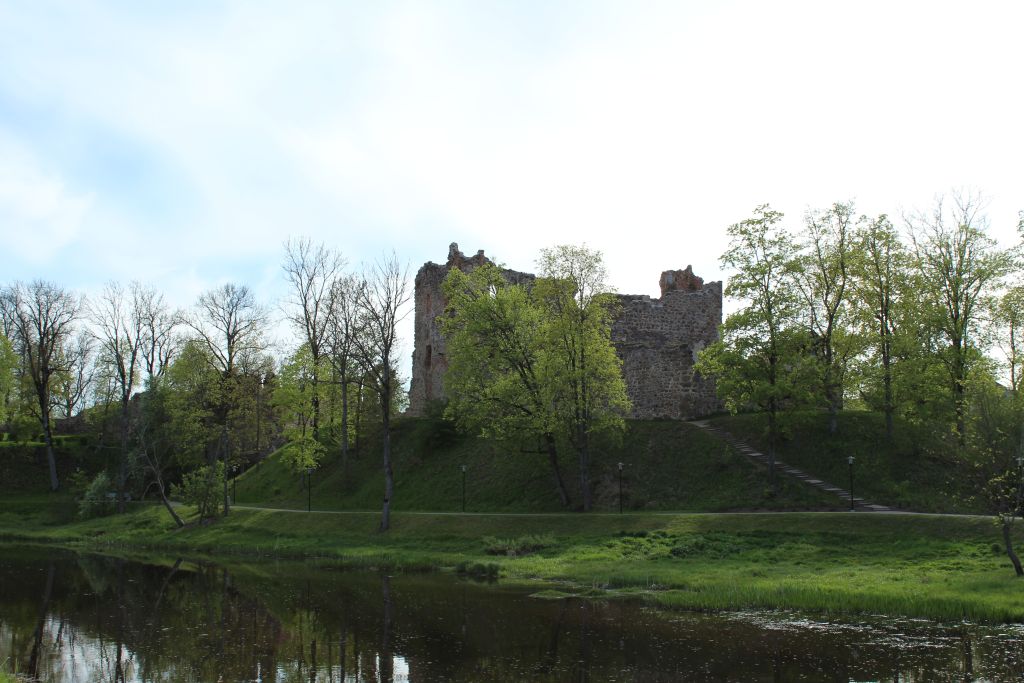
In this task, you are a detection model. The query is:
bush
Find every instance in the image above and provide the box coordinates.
[78,472,115,519]
[172,462,224,520]
[483,534,555,556]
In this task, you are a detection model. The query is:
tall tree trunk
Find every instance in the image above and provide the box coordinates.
[1003,520,1023,576]
[156,477,184,528]
[38,394,59,491]
[882,334,894,440]
[222,427,230,518]
[379,402,393,532]
[577,427,592,512]
[543,433,571,508]
[311,370,320,442]
[340,374,349,469]
[767,404,778,493]
[118,402,129,514]
[354,381,363,458]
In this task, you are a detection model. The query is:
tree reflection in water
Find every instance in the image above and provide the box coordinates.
[1,546,1023,682]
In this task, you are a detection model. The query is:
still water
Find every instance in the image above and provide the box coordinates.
[1,545,1022,682]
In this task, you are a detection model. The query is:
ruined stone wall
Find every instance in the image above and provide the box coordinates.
[612,267,723,420]
[406,245,722,420]
[407,243,533,415]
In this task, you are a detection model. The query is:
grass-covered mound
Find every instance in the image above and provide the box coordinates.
[709,411,980,513]
[235,418,837,513]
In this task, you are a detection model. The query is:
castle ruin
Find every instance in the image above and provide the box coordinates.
[407,243,722,420]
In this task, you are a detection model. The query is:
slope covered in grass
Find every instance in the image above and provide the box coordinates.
[710,411,981,513]
[235,418,837,513]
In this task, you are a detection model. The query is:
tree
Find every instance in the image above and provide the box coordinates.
[325,273,363,466]
[907,193,1018,445]
[137,286,179,383]
[281,238,346,442]
[53,330,95,420]
[995,286,1024,392]
[850,214,909,439]
[696,206,815,490]
[0,281,81,491]
[535,245,630,512]
[187,283,268,516]
[441,263,572,508]
[352,254,410,532]
[0,332,17,425]
[797,202,855,434]
[91,281,149,513]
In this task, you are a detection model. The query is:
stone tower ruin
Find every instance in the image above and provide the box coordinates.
[407,243,722,420]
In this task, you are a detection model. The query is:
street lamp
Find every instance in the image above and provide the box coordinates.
[847,455,855,511]
[461,464,467,513]
[617,462,624,514]
[306,467,313,513]
[232,466,238,503]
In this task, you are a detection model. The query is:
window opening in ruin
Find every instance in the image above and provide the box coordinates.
[426,345,432,367]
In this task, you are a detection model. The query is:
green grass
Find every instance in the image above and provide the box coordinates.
[710,411,981,513]
[2,497,1023,623]
[236,418,837,513]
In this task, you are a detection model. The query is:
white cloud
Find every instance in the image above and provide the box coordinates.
[0,135,94,265]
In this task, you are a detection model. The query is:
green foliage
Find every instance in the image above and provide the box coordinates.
[535,244,631,443]
[442,247,630,510]
[0,333,16,425]
[172,462,224,520]
[279,435,325,475]
[441,263,554,440]
[78,471,115,519]
[482,533,555,556]
[697,206,817,462]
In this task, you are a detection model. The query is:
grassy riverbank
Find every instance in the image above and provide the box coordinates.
[2,496,1022,623]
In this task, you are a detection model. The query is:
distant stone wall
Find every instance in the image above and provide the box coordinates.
[612,268,723,420]
[406,244,721,420]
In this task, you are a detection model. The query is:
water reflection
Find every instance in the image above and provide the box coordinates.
[1,545,1023,681]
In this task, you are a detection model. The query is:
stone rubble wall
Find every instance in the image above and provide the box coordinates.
[406,243,722,420]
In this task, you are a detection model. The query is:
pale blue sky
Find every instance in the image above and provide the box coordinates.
[2,1,1022,361]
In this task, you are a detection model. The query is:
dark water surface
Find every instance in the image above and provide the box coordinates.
[1,545,1023,682]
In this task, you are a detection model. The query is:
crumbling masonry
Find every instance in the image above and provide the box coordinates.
[407,243,722,420]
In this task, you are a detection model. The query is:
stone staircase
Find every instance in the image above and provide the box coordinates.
[690,420,892,512]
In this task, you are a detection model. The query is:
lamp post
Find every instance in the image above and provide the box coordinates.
[306,467,313,513]
[232,466,238,503]
[461,464,467,512]
[618,462,625,514]
[847,455,855,511]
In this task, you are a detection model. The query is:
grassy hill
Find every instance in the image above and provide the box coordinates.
[235,418,837,513]
[709,411,983,514]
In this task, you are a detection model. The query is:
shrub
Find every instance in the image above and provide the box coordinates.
[483,534,555,557]
[78,472,115,519]
[172,462,224,520]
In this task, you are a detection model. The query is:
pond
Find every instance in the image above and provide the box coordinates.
[1,545,1022,682]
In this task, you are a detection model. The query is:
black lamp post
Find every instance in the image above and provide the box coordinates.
[617,462,624,514]
[461,464,467,512]
[306,467,313,513]
[847,455,855,511]
[232,466,237,503]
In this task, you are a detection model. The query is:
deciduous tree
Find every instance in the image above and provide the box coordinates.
[441,263,572,508]
[281,238,346,442]
[0,280,81,491]
[907,193,1018,445]
[352,254,410,532]
[697,206,815,490]
[535,245,630,512]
